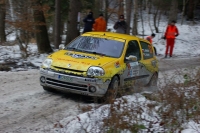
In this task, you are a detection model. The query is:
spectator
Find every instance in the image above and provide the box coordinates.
[146,33,157,55]
[83,11,95,33]
[164,20,179,58]
[93,13,106,32]
[113,15,127,34]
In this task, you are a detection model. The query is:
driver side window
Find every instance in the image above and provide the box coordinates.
[125,40,141,61]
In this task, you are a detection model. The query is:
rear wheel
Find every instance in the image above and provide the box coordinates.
[148,73,158,87]
[104,76,119,103]
[144,73,158,93]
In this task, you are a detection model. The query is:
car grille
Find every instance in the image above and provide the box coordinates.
[46,78,88,91]
[53,66,85,73]
[50,67,85,77]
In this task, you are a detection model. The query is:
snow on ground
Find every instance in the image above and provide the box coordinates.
[0,14,200,132]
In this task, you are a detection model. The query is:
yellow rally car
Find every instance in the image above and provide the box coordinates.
[40,32,158,101]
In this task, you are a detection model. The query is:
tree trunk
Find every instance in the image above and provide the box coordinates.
[93,0,100,19]
[187,0,194,20]
[181,0,189,25]
[126,0,132,34]
[65,0,82,44]
[132,0,138,35]
[0,0,6,43]
[105,0,109,28]
[169,0,178,23]
[139,1,145,37]
[148,0,152,14]
[118,0,123,15]
[32,0,52,53]
[153,6,159,33]
[54,0,61,49]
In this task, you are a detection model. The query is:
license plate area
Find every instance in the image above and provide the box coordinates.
[58,75,73,82]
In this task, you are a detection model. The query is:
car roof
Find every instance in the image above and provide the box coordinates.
[82,31,145,41]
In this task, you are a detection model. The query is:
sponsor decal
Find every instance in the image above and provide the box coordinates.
[67,64,71,68]
[127,62,139,77]
[115,61,120,68]
[85,79,96,82]
[65,52,98,60]
[56,58,91,65]
[151,60,157,67]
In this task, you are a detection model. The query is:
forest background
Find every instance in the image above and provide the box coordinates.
[0,0,200,58]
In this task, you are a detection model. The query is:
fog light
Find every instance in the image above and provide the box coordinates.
[89,86,96,93]
[40,76,46,83]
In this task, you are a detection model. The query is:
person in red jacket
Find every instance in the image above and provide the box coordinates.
[146,33,157,55]
[93,13,106,32]
[164,20,179,58]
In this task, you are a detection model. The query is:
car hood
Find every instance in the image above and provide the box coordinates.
[49,50,117,71]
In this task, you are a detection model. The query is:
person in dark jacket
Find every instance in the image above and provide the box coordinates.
[83,11,95,33]
[113,15,127,34]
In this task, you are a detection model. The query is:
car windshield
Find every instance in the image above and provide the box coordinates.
[65,36,125,58]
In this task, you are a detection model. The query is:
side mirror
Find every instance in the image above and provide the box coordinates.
[125,55,137,62]
[59,44,65,50]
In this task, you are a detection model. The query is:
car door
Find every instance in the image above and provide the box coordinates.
[122,40,141,88]
[138,41,158,85]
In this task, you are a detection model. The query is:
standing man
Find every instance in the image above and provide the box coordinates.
[93,13,106,32]
[146,33,157,55]
[83,11,95,33]
[164,20,179,58]
[113,15,127,34]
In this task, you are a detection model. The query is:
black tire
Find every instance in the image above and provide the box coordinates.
[148,73,158,87]
[144,73,158,93]
[104,76,119,103]
[43,86,53,92]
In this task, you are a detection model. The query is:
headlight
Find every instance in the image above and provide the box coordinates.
[87,67,105,76]
[42,58,52,68]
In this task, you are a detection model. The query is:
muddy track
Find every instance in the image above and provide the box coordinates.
[0,57,200,133]
[0,70,91,133]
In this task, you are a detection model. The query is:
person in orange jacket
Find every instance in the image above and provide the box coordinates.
[93,13,106,32]
[146,33,157,55]
[164,20,179,58]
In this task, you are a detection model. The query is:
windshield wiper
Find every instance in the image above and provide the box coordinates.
[66,47,77,50]
[66,47,83,52]
[85,51,107,56]
[92,52,105,56]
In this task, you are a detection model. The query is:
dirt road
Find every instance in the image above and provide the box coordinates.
[0,57,199,133]
[0,70,91,133]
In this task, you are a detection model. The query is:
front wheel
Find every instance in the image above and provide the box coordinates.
[43,86,53,92]
[104,76,119,103]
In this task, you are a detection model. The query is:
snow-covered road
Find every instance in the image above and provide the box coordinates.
[0,57,200,133]
[0,70,89,133]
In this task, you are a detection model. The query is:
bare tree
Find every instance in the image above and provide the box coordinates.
[132,0,138,35]
[54,0,61,49]
[152,0,162,33]
[66,0,82,44]
[125,0,133,34]
[147,1,153,33]
[93,0,101,19]
[181,0,189,25]
[169,0,178,23]
[0,0,6,43]
[139,1,145,37]
[32,0,52,53]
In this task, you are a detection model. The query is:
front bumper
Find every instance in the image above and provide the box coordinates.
[40,68,110,97]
